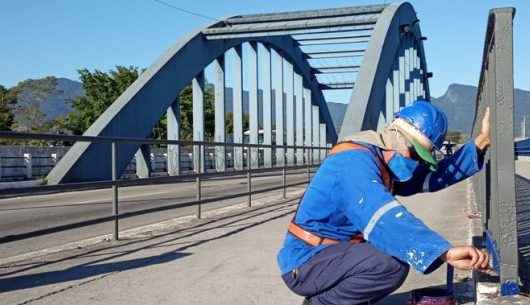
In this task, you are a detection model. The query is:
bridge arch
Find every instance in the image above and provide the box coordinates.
[339,2,430,137]
[48,2,430,183]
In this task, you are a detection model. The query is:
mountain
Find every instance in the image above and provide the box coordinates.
[14,77,84,123]
[431,84,477,136]
[432,83,530,138]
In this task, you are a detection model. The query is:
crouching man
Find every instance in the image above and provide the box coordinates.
[277,101,491,305]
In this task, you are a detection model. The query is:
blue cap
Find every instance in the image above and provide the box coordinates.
[394,100,448,150]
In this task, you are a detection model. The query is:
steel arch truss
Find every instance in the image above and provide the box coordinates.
[339,2,431,138]
[47,2,429,183]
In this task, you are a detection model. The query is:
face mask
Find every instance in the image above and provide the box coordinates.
[387,152,419,182]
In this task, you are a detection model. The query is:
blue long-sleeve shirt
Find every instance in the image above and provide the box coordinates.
[277,140,484,275]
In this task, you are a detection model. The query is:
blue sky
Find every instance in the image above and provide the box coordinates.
[0,0,528,101]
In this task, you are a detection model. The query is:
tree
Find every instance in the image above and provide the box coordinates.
[65,66,142,135]
[10,76,56,132]
[0,85,17,131]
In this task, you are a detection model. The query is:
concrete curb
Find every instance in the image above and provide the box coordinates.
[0,179,43,190]
[0,187,305,266]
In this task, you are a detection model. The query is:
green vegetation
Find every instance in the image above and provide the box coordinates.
[64,66,142,135]
[3,66,251,142]
[0,84,17,131]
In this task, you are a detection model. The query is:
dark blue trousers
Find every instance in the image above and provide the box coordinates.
[282,242,409,305]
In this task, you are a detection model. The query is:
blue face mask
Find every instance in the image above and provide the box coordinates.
[387,153,419,182]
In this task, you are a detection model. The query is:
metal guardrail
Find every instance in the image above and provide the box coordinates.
[471,7,519,295]
[0,131,330,241]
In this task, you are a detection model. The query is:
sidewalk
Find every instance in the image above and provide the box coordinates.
[0,181,475,305]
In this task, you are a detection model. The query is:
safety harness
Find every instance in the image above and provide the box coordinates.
[288,141,394,247]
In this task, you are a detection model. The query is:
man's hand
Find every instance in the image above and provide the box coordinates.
[441,246,490,271]
[475,107,491,151]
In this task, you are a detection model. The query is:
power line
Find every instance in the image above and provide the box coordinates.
[152,0,221,22]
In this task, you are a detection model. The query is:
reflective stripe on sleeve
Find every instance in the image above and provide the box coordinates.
[363,200,402,240]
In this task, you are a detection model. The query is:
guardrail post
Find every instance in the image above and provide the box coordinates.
[51,153,58,165]
[283,146,287,199]
[307,147,311,184]
[196,143,202,219]
[247,144,252,207]
[111,141,119,240]
[23,153,32,179]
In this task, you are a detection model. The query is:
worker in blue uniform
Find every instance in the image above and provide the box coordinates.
[277,101,491,305]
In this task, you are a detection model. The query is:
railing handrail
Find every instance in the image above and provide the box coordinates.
[0,131,330,150]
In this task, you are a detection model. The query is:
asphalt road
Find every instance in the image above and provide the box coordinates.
[0,169,311,258]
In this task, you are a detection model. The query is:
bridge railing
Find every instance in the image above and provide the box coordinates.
[471,7,520,295]
[0,131,330,241]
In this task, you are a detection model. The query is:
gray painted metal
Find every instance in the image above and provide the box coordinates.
[233,45,244,171]
[272,49,284,167]
[167,99,181,176]
[249,42,259,169]
[304,88,312,164]
[193,72,205,173]
[295,73,304,165]
[135,144,152,178]
[203,25,375,40]
[296,34,371,42]
[319,124,327,161]
[203,15,380,36]
[339,2,430,137]
[225,5,387,24]
[285,61,295,166]
[213,56,226,172]
[46,3,415,183]
[312,105,320,164]
[471,7,518,291]
[261,44,273,168]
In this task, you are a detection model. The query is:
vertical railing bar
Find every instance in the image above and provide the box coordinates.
[283,145,287,199]
[196,143,202,219]
[247,144,252,207]
[111,140,119,241]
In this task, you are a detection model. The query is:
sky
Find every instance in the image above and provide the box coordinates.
[0,0,528,101]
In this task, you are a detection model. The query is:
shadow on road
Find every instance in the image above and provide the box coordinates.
[0,198,298,292]
[0,250,190,293]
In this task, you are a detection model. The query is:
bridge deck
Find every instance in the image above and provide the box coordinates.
[0,181,475,305]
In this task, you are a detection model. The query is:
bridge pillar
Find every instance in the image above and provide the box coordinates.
[320,124,326,161]
[135,144,152,178]
[312,105,320,164]
[404,37,412,106]
[249,42,259,169]
[167,98,181,176]
[193,72,205,173]
[295,73,304,166]
[233,45,244,171]
[303,88,312,165]
[213,56,226,172]
[398,46,406,108]
[385,77,394,124]
[285,61,295,166]
[272,49,284,167]
[261,45,273,168]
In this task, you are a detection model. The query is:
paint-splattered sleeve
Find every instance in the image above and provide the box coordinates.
[339,151,452,274]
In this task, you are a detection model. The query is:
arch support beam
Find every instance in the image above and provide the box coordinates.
[46,30,336,183]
